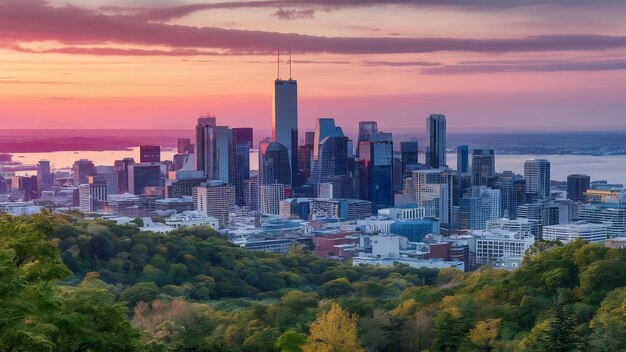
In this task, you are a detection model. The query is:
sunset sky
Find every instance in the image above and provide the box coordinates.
[1,0,626,133]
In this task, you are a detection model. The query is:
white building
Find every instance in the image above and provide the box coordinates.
[193,181,235,228]
[78,184,92,213]
[471,229,535,266]
[399,168,453,226]
[377,206,426,220]
[486,218,540,237]
[542,222,608,243]
[259,183,286,215]
[0,202,43,215]
[165,211,219,229]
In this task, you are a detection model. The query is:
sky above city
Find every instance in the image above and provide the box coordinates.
[1,0,626,133]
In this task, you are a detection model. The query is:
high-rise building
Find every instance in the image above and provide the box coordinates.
[193,181,235,228]
[128,162,163,195]
[177,138,193,154]
[273,78,298,186]
[524,159,551,199]
[259,141,291,186]
[233,128,253,206]
[358,132,394,212]
[357,121,378,157]
[459,186,501,230]
[36,160,53,192]
[72,159,96,186]
[140,145,161,163]
[196,115,234,183]
[471,149,496,187]
[244,178,259,211]
[427,114,446,168]
[310,118,347,184]
[260,183,287,215]
[496,171,526,219]
[400,141,419,177]
[456,145,469,175]
[567,174,591,203]
[400,168,454,228]
[165,170,206,198]
[114,158,135,194]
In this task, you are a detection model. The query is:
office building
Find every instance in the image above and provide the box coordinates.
[427,114,446,168]
[486,218,541,237]
[260,183,287,215]
[399,168,453,228]
[36,160,53,192]
[459,186,501,230]
[233,127,253,206]
[524,159,551,199]
[567,174,591,203]
[496,171,526,219]
[579,205,626,238]
[140,145,160,163]
[456,145,469,175]
[472,230,535,266]
[273,77,298,186]
[193,181,235,228]
[259,141,291,186]
[72,159,96,186]
[165,170,206,198]
[128,163,163,195]
[471,149,496,187]
[244,178,260,211]
[357,121,378,157]
[358,132,394,212]
[400,141,419,177]
[114,158,135,194]
[196,115,235,183]
[177,138,193,154]
[390,219,439,242]
[542,222,608,243]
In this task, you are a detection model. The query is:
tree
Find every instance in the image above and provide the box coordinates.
[275,329,307,352]
[589,288,626,352]
[432,307,466,352]
[302,302,364,352]
[468,318,501,352]
[520,304,582,352]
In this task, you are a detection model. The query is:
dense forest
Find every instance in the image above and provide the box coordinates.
[1,211,626,351]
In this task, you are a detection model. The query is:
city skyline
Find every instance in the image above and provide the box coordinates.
[1,0,626,131]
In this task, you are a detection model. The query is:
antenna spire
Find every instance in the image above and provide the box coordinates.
[277,43,280,80]
[289,43,292,80]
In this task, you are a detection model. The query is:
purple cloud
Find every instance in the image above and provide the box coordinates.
[272,8,316,20]
[2,1,626,57]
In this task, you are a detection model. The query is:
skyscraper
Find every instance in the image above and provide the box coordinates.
[114,157,135,194]
[456,145,469,175]
[496,171,526,219]
[459,186,501,230]
[310,118,347,184]
[427,114,446,168]
[471,148,496,187]
[233,128,253,206]
[400,141,419,177]
[72,159,96,186]
[140,145,161,163]
[524,159,551,199]
[273,77,298,186]
[358,132,394,212]
[36,160,53,192]
[357,121,378,157]
[259,141,291,186]
[127,163,163,195]
[567,174,591,203]
[196,115,234,183]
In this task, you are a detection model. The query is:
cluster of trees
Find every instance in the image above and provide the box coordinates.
[1,211,626,351]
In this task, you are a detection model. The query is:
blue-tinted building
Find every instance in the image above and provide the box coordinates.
[259,141,291,186]
[400,141,419,177]
[427,114,446,168]
[456,145,469,175]
[390,219,439,242]
[359,132,393,212]
[233,128,253,205]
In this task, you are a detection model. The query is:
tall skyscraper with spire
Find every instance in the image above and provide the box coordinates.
[272,46,298,186]
[427,114,447,168]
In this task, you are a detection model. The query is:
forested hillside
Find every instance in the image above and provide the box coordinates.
[1,212,626,351]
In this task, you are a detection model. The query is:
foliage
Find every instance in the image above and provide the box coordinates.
[2,213,626,351]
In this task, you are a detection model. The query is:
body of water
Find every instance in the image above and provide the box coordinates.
[6,149,626,185]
